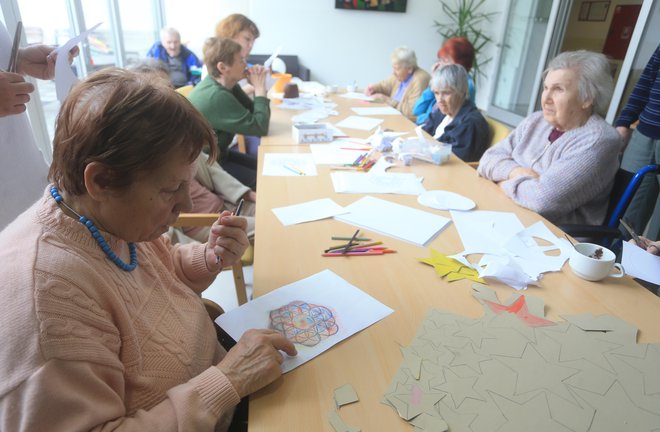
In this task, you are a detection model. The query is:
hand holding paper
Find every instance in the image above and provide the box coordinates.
[55,22,102,103]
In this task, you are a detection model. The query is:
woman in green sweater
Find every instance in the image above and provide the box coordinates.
[188,37,270,190]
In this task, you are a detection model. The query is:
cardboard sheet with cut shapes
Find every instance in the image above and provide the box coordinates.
[383,285,660,431]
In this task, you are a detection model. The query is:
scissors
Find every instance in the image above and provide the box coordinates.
[620,218,641,246]
[6,21,23,73]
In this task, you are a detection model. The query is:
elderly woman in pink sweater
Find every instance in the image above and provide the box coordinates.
[477,51,622,225]
[0,69,296,431]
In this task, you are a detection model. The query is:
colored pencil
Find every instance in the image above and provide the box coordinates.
[324,241,383,253]
[322,250,396,257]
[331,236,371,241]
[342,229,360,254]
[283,164,306,175]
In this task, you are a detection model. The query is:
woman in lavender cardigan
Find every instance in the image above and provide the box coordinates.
[477,51,622,225]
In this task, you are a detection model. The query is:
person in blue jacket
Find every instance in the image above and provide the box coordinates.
[421,64,488,163]
[413,37,476,125]
[147,27,202,88]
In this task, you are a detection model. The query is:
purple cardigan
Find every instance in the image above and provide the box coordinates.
[477,112,622,225]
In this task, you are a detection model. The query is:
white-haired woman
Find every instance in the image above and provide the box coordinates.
[421,64,489,162]
[365,46,430,120]
[477,50,622,225]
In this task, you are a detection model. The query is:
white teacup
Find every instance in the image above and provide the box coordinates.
[569,242,625,281]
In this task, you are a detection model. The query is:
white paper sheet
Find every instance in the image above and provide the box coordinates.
[262,153,318,176]
[478,255,541,291]
[277,96,326,110]
[263,46,282,69]
[351,106,401,116]
[451,210,525,254]
[508,221,572,275]
[417,190,476,211]
[622,241,660,285]
[309,140,372,165]
[331,172,425,195]
[216,269,394,373]
[451,214,572,290]
[367,157,395,175]
[335,116,384,131]
[335,196,451,246]
[292,107,336,123]
[55,22,102,103]
[339,92,374,101]
[272,198,347,226]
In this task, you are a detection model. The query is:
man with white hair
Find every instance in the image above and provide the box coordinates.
[147,27,202,88]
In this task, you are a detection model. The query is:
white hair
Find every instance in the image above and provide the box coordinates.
[391,46,418,69]
[431,64,468,100]
[160,27,181,41]
[545,50,613,117]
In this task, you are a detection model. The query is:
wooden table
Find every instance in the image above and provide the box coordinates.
[247,95,660,431]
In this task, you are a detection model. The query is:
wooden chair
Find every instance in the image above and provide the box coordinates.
[176,85,194,97]
[203,298,225,320]
[173,214,250,305]
[236,134,247,154]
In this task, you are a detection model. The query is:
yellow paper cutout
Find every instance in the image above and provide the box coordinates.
[419,249,485,283]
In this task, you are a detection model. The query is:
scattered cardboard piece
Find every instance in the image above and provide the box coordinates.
[409,412,449,431]
[489,392,572,432]
[401,346,423,380]
[433,367,484,408]
[334,384,359,408]
[571,380,660,430]
[382,288,660,431]
[328,410,361,432]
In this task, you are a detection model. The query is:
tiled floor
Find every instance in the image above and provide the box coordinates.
[203,265,253,312]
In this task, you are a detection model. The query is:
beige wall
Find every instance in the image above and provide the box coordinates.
[562,0,643,53]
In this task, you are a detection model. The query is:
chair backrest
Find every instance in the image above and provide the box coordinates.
[171,216,250,306]
[176,85,194,97]
[485,116,512,147]
[247,54,311,81]
[606,164,659,228]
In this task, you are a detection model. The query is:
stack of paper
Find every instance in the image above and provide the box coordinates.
[331,172,425,195]
[335,196,451,247]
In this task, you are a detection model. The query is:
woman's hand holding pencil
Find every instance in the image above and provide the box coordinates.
[206,199,248,270]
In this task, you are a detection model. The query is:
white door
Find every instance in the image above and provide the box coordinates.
[487,0,570,127]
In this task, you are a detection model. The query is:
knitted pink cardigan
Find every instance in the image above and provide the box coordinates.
[0,190,240,431]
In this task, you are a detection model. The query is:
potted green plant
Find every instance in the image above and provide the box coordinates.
[433,0,497,85]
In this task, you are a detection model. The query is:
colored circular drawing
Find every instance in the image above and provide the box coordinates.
[269,300,339,347]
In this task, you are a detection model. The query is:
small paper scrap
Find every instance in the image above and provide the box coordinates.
[334,384,359,408]
[328,410,361,432]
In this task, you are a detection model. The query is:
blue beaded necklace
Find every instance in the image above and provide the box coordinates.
[50,186,137,272]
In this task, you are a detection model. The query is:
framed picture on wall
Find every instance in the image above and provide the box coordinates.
[578,1,610,22]
[335,0,407,13]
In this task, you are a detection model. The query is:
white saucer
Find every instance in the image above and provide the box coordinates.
[417,190,476,211]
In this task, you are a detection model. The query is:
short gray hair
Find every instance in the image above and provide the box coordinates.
[546,50,613,117]
[430,63,468,99]
[391,46,418,69]
[128,58,169,77]
[160,27,180,41]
